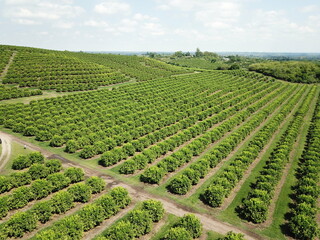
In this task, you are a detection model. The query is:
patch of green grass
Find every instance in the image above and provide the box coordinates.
[150,214,179,240]
[1,141,34,175]
[206,230,224,240]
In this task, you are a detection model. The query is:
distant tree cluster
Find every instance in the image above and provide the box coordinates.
[249,61,320,83]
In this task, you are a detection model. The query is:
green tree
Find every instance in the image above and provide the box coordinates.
[28,163,50,180]
[78,204,105,231]
[12,155,31,170]
[64,167,84,183]
[30,179,52,199]
[168,175,192,195]
[175,214,202,238]
[5,211,37,238]
[141,199,164,222]
[45,159,62,174]
[47,172,71,192]
[31,201,53,223]
[50,191,74,214]
[163,227,192,240]
[67,183,92,203]
[105,220,135,240]
[85,176,105,193]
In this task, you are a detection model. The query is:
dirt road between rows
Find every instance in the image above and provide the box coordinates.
[0,133,12,172]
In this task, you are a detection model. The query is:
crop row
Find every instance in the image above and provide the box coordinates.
[0,182,122,239]
[118,80,277,174]
[101,79,270,167]
[238,86,317,223]
[200,85,306,207]
[0,86,42,101]
[0,165,84,219]
[140,81,286,184]
[157,214,202,240]
[166,83,297,195]
[286,93,320,240]
[3,51,128,91]
[0,153,61,195]
[66,51,189,81]
[96,199,164,240]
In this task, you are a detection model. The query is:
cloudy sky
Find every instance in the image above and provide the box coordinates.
[0,0,319,52]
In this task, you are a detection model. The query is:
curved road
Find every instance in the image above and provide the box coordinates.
[0,133,12,172]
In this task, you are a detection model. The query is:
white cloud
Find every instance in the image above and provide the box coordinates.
[94,0,131,15]
[13,18,40,25]
[53,21,74,29]
[157,0,241,30]
[3,0,84,26]
[84,20,109,27]
[301,5,319,13]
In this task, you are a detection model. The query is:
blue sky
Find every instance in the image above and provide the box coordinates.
[0,0,319,52]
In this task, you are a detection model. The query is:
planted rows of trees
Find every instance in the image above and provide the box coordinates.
[285,94,320,240]
[3,51,127,92]
[97,199,164,240]
[140,81,288,185]
[66,51,190,81]
[167,84,299,195]
[169,84,302,196]
[33,187,131,240]
[238,86,317,223]
[0,72,259,163]
[0,162,85,220]
[200,85,306,206]
[0,86,42,101]
[161,214,202,240]
[117,78,268,174]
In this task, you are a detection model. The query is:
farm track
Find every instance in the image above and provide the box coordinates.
[260,88,319,228]
[218,85,308,211]
[0,52,16,81]
[0,133,12,172]
[0,131,262,240]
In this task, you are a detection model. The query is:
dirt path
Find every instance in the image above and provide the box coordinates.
[0,132,262,240]
[0,52,16,81]
[219,86,307,211]
[0,133,12,172]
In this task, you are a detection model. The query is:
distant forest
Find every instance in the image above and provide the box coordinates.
[249,61,320,83]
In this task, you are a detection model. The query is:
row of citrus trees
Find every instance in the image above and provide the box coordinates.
[0,73,252,160]
[66,51,189,81]
[200,84,306,207]
[0,85,42,101]
[166,83,298,195]
[3,50,127,91]
[238,86,317,223]
[285,93,320,240]
[139,81,287,184]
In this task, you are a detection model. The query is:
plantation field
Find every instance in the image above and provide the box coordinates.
[0,45,319,240]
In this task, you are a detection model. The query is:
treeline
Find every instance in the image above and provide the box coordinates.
[249,61,320,83]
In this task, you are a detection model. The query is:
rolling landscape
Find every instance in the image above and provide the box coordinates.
[0,0,319,239]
